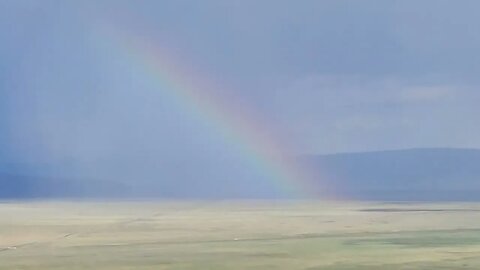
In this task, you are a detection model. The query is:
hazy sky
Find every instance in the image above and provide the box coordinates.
[1,0,480,196]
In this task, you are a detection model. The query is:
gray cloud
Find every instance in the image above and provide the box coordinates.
[1,0,480,197]
[267,75,478,153]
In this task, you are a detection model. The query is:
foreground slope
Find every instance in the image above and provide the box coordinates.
[1,201,480,269]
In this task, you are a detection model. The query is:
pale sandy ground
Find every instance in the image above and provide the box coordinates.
[1,201,480,269]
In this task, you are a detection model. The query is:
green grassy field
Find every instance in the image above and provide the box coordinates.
[1,201,480,269]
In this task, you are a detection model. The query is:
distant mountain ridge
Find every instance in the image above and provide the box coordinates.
[309,148,480,201]
[2,148,480,200]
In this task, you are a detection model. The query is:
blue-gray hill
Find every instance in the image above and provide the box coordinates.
[309,148,480,201]
[2,148,480,200]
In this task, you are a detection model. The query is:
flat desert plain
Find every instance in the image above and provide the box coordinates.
[1,201,480,269]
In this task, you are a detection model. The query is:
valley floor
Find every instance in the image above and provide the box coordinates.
[1,201,480,269]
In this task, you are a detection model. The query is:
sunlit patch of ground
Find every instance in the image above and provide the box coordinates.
[1,201,480,269]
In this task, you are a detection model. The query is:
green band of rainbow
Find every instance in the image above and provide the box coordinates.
[94,23,328,198]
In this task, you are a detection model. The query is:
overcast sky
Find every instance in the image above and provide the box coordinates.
[1,0,480,195]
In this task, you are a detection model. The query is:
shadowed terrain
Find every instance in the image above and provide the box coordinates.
[310,148,480,200]
[3,148,480,200]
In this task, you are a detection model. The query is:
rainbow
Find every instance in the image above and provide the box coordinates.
[95,24,326,198]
